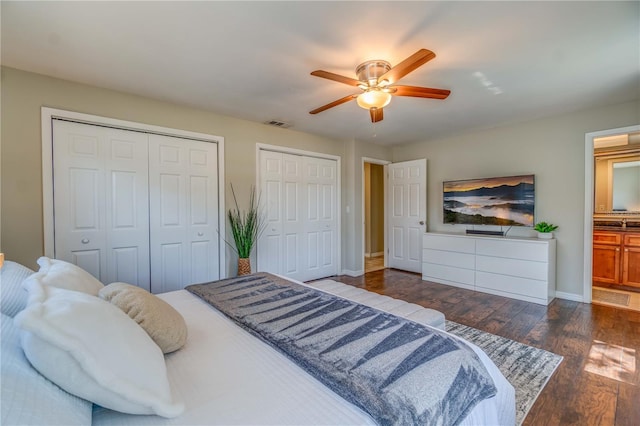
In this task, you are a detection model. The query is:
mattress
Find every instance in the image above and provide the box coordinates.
[93,282,515,425]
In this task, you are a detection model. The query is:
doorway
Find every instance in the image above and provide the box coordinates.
[364,162,385,272]
[583,125,640,303]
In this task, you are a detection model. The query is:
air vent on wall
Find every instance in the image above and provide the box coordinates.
[264,120,292,129]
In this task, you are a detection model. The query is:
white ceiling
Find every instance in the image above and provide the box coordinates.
[2,1,639,146]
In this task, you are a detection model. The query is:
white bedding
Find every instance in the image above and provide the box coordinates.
[93,284,515,425]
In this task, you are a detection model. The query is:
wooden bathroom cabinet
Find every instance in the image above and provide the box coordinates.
[593,231,640,287]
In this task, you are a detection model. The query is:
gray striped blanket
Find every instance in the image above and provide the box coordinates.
[187,273,497,425]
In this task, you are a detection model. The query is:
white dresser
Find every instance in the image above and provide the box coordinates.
[422,232,556,305]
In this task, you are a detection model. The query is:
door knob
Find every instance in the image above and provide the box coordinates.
[81,238,90,244]
[197,232,204,237]
[419,221,425,225]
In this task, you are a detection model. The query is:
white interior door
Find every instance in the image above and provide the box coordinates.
[257,149,338,281]
[257,150,284,275]
[148,134,220,293]
[387,159,427,273]
[257,151,304,280]
[303,156,338,280]
[52,120,150,289]
[282,153,304,279]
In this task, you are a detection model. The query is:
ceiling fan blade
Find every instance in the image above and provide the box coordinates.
[370,107,384,123]
[392,85,451,99]
[309,94,358,114]
[311,70,362,87]
[378,49,436,84]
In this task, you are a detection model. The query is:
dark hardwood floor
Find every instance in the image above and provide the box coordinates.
[333,269,640,426]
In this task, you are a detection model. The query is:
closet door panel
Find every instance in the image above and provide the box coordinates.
[187,143,219,285]
[53,121,149,288]
[258,151,284,275]
[282,154,304,279]
[149,135,219,293]
[105,128,150,289]
[72,250,102,279]
[258,150,338,282]
[112,246,140,284]
[303,156,338,280]
[53,121,105,280]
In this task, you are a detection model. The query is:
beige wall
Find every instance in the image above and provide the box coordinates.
[3,66,639,298]
[342,139,392,274]
[392,100,640,298]
[0,67,351,273]
[370,163,384,254]
[364,163,371,254]
[363,162,384,256]
[594,158,613,212]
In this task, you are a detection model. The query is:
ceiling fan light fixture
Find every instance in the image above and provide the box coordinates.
[356,89,392,110]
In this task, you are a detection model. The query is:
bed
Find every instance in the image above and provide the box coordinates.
[1,260,516,426]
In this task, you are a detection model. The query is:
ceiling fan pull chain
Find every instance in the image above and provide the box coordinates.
[372,114,377,138]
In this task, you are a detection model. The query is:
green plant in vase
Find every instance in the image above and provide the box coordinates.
[227,184,264,275]
[534,221,558,239]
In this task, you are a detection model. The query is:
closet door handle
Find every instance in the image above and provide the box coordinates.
[81,238,90,244]
[197,232,204,237]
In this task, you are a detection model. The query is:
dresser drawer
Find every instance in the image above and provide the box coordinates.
[476,271,547,300]
[422,263,475,286]
[423,234,475,254]
[476,255,548,280]
[476,239,548,262]
[423,248,475,269]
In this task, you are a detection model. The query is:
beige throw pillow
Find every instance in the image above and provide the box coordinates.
[99,283,188,354]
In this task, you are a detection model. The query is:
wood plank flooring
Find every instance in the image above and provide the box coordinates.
[332,268,640,425]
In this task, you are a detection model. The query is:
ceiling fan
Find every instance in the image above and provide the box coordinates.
[309,49,451,123]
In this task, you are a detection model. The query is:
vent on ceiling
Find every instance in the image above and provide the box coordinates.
[264,120,292,129]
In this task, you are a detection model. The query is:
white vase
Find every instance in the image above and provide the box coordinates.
[537,232,553,239]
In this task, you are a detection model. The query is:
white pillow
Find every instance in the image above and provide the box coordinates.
[14,283,184,418]
[23,256,104,295]
[0,260,35,317]
[1,313,92,425]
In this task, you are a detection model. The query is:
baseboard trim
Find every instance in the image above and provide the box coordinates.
[555,291,584,303]
[371,252,384,258]
[342,269,364,277]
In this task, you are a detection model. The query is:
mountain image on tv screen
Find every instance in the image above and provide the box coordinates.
[443,175,534,226]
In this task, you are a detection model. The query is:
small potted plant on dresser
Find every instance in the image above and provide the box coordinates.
[534,221,558,239]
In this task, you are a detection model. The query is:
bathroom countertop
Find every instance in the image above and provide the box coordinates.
[594,226,640,232]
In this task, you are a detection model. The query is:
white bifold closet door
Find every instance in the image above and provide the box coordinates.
[148,134,219,293]
[52,120,220,293]
[257,150,338,282]
[53,120,151,289]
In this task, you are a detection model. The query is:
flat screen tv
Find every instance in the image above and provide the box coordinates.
[443,174,535,226]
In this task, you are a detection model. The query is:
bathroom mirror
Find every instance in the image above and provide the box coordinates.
[594,153,640,213]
